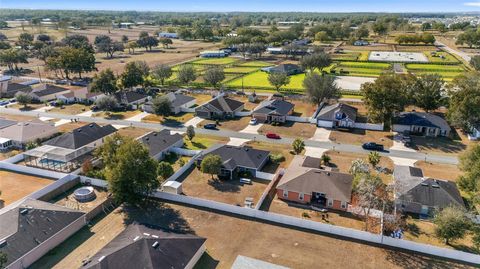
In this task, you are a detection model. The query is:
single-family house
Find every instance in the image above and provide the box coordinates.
[24,123,116,172]
[0,118,17,130]
[82,223,206,269]
[114,91,149,109]
[252,99,295,123]
[0,76,36,98]
[315,103,358,128]
[261,64,303,76]
[158,32,178,39]
[277,155,353,210]
[30,84,72,102]
[197,145,270,179]
[0,199,86,269]
[200,50,227,58]
[393,112,451,137]
[0,121,57,149]
[56,87,103,104]
[195,96,244,119]
[394,165,465,217]
[138,130,184,160]
[143,92,196,114]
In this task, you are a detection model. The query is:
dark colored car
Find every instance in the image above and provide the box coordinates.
[266,132,281,139]
[203,123,217,130]
[362,142,384,151]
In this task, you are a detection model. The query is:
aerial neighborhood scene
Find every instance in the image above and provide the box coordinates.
[2,0,480,268]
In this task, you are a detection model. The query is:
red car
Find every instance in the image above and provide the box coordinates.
[266,132,281,139]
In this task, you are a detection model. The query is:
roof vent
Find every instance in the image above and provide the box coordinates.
[98,256,106,262]
[20,208,28,215]
[133,236,140,241]
[145,137,149,141]
[89,124,94,127]
[153,133,157,136]
[432,184,440,188]
[421,182,428,186]
[152,241,159,248]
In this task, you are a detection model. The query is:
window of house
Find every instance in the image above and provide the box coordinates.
[341,201,347,209]
[283,190,288,198]
[299,193,304,201]
[327,199,333,207]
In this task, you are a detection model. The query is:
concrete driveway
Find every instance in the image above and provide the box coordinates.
[184,116,204,128]
[227,137,250,146]
[76,110,93,117]
[311,128,331,142]
[390,133,416,152]
[304,146,328,158]
[126,111,150,122]
[240,123,264,134]
[390,157,417,166]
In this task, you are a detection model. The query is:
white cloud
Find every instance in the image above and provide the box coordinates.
[465,2,480,6]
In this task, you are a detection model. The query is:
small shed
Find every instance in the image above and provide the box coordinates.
[163,181,183,194]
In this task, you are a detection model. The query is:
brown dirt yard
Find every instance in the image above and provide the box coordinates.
[56,121,89,133]
[258,122,316,139]
[142,112,195,126]
[244,141,295,173]
[179,167,269,206]
[329,128,394,148]
[290,99,317,117]
[116,126,151,139]
[197,117,251,132]
[415,161,463,182]
[49,104,91,115]
[0,170,54,205]
[31,201,476,269]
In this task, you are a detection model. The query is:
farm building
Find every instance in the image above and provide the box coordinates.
[158,32,178,38]
[195,96,244,119]
[82,223,206,269]
[138,130,184,160]
[392,112,451,137]
[277,155,353,210]
[200,50,227,58]
[314,103,358,128]
[261,64,303,76]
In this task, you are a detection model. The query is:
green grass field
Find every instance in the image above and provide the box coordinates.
[191,57,239,65]
[406,64,465,72]
[424,51,460,63]
[237,60,273,67]
[331,51,361,61]
[227,71,306,90]
[338,61,391,69]
[172,64,206,72]
[224,66,261,73]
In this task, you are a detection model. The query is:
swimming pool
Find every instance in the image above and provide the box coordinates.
[39,159,66,166]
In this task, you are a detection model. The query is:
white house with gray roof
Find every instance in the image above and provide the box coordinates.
[0,121,57,149]
[393,112,451,137]
[143,92,195,115]
[314,103,358,128]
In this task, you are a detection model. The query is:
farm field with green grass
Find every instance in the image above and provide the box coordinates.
[191,57,239,65]
[237,60,273,67]
[224,66,261,73]
[227,70,306,91]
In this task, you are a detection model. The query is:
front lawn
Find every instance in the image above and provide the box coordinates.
[116,127,151,139]
[411,136,468,156]
[142,112,194,126]
[329,129,394,148]
[49,104,90,115]
[197,117,251,132]
[93,110,140,120]
[183,134,229,150]
[258,122,316,139]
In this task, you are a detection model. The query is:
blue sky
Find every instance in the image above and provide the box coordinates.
[0,0,479,12]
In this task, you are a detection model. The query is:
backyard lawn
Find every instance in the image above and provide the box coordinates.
[258,122,317,139]
[0,170,54,205]
[244,141,295,172]
[290,99,317,117]
[116,126,151,139]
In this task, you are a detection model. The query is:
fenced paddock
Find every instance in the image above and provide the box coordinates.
[369,51,429,63]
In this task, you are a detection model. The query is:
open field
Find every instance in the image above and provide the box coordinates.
[227,71,306,91]
[0,170,53,205]
[191,57,239,65]
[237,60,273,67]
[180,167,269,206]
[183,134,229,150]
[32,201,475,269]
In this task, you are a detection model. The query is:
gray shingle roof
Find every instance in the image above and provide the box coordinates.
[0,118,17,129]
[139,130,183,157]
[203,96,244,113]
[0,199,85,267]
[199,145,270,170]
[165,92,195,108]
[114,91,148,104]
[43,123,116,149]
[83,224,206,269]
[253,99,295,116]
[394,112,451,131]
[315,103,357,122]
[31,84,70,97]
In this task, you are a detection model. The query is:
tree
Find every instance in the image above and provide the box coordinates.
[268,72,290,92]
[320,153,331,165]
[37,45,57,63]
[137,32,158,51]
[37,34,51,43]
[151,95,172,116]
[203,67,225,89]
[159,37,173,48]
[186,125,195,141]
[0,252,7,269]
[356,172,386,231]
[200,154,222,179]
[0,48,28,72]
[126,40,138,54]
[152,64,172,85]
[121,35,129,43]
[119,61,146,89]
[458,143,480,194]
[410,74,444,112]
[177,65,197,86]
[300,52,332,73]
[157,161,174,181]
[62,34,93,52]
[91,68,118,95]
[292,138,305,154]
[96,133,126,167]
[56,47,96,79]
[0,33,7,41]
[349,159,370,177]
[303,73,340,105]
[361,73,414,124]
[434,206,470,245]
[94,35,124,58]
[15,91,32,109]
[16,32,33,49]
[470,55,480,71]
[447,72,480,130]
[367,151,381,168]
[94,95,118,111]
[105,138,159,205]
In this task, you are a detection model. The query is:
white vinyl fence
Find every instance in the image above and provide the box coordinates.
[255,171,276,181]
[169,147,201,157]
[354,122,384,131]
[151,191,480,265]
[0,161,68,179]
[180,107,196,113]
[235,111,252,117]
[80,175,109,188]
[164,153,200,183]
[286,116,311,123]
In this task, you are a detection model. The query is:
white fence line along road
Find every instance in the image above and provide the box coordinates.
[0,107,459,165]
[151,191,480,266]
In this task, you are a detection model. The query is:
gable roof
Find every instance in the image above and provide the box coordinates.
[394,112,451,131]
[199,145,270,170]
[277,155,353,202]
[316,103,358,122]
[5,82,33,94]
[43,123,116,149]
[203,96,244,113]
[83,224,206,269]
[31,84,71,97]
[138,130,183,157]
[0,118,17,129]
[0,199,85,267]
[253,99,295,116]
[393,165,424,194]
[0,121,56,143]
[164,92,195,108]
[114,91,149,104]
[270,64,302,73]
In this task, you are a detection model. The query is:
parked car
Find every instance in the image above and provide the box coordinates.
[203,123,217,130]
[362,142,384,151]
[266,132,281,139]
[249,118,258,125]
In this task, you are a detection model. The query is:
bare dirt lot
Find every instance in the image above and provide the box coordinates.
[0,170,54,205]
[258,122,316,139]
[32,201,476,269]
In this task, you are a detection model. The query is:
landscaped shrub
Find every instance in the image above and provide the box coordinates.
[269,153,285,163]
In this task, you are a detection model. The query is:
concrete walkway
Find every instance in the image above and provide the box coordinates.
[240,123,263,134]
[126,111,150,122]
[227,137,250,146]
[184,116,204,128]
[390,157,417,167]
[304,146,328,158]
[390,133,416,153]
[311,128,331,142]
[54,119,71,127]
[76,110,93,117]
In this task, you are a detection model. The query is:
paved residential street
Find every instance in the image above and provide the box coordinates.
[0,107,459,165]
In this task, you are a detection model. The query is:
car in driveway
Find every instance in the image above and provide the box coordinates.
[249,118,258,125]
[203,123,217,130]
[362,142,384,151]
[266,132,281,139]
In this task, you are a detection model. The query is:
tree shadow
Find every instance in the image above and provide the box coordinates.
[385,249,470,269]
[412,136,467,154]
[162,118,183,127]
[207,177,241,193]
[121,200,194,234]
[406,222,420,237]
[191,141,207,149]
